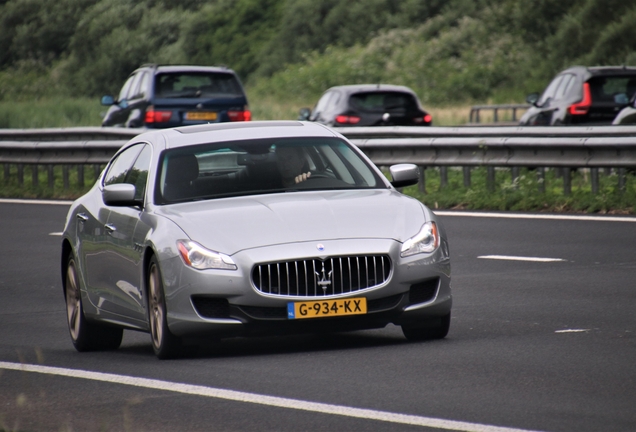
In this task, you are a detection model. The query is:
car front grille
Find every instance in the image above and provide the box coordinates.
[252,255,391,297]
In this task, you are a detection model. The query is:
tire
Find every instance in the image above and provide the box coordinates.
[148,256,182,359]
[64,253,123,351]
[402,312,451,342]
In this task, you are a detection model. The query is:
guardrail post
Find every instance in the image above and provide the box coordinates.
[618,168,626,192]
[487,167,495,192]
[440,167,448,189]
[591,168,599,194]
[17,164,24,186]
[512,107,517,122]
[32,164,38,187]
[463,167,471,187]
[418,166,426,194]
[77,165,84,188]
[48,165,55,189]
[63,165,69,190]
[3,164,9,183]
[537,168,546,193]
[511,167,519,188]
[563,168,571,195]
[493,108,498,123]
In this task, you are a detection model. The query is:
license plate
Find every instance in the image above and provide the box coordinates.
[287,297,367,320]
[185,111,217,121]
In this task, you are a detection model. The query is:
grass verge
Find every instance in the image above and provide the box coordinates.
[1,165,634,214]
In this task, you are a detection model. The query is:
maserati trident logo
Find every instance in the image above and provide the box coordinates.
[315,262,333,292]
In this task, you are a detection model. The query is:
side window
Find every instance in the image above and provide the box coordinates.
[555,74,574,100]
[127,145,151,201]
[130,72,149,99]
[562,75,578,99]
[329,91,341,108]
[117,75,136,102]
[127,72,145,100]
[103,144,144,186]
[538,75,564,106]
[313,92,334,115]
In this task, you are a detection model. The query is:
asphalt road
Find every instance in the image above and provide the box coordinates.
[0,200,635,432]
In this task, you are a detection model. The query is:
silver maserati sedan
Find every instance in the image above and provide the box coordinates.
[61,121,451,359]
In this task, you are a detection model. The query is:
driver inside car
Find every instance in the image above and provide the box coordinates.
[275,145,312,186]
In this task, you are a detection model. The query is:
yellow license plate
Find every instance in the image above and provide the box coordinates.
[185,112,217,121]
[287,297,367,320]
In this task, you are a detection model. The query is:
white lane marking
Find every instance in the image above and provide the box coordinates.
[0,198,73,205]
[0,361,543,432]
[555,329,589,333]
[478,255,565,262]
[49,232,63,236]
[435,211,636,223]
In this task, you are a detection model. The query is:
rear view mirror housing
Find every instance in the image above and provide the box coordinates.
[298,107,311,120]
[389,164,419,188]
[102,183,141,207]
[526,93,539,106]
[101,95,115,106]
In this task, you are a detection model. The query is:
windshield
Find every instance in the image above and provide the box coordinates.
[154,72,244,98]
[156,137,387,204]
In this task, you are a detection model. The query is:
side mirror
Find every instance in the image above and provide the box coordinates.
[102,183,141,207]
[525,93,539,106]
[101,95,115,106]
[389,164,419,188]
[298,107,311,120]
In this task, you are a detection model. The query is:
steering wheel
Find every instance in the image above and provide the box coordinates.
[307,173,329,179]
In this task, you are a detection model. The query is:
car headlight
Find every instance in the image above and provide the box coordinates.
[177,240,237,270]
[400,222,439,257]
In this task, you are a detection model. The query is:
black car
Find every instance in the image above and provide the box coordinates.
[101,64,251,128]
[519,66,636,126]
[299,84,432,127]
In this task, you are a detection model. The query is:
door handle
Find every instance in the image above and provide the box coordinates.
[76,213,88,222]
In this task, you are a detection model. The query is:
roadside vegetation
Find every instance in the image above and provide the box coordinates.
[3,163,633,215]
[0,0,635,212]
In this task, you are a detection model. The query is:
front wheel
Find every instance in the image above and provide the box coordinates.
[148,256,182,359]
[401,312,451,341]
[65,253,123,351]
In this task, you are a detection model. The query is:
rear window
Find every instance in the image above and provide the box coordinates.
[154,72,244,98]
[349,92,419,112]
[588,76,636,104]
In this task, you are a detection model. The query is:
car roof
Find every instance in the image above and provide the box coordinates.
[324,84,418,95]
[559,65,636,79]
[137,64,237,75]
[133,121,341,149]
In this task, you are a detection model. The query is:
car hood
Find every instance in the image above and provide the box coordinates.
[156,189,428,255]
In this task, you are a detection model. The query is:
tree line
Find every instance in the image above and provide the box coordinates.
[1,0,635,105]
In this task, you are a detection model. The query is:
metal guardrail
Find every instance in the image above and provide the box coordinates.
[1,125,635,195]
[469,104,530,124]
[341,126,636,168]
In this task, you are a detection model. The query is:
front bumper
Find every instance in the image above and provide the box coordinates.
[160,238,451,340]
